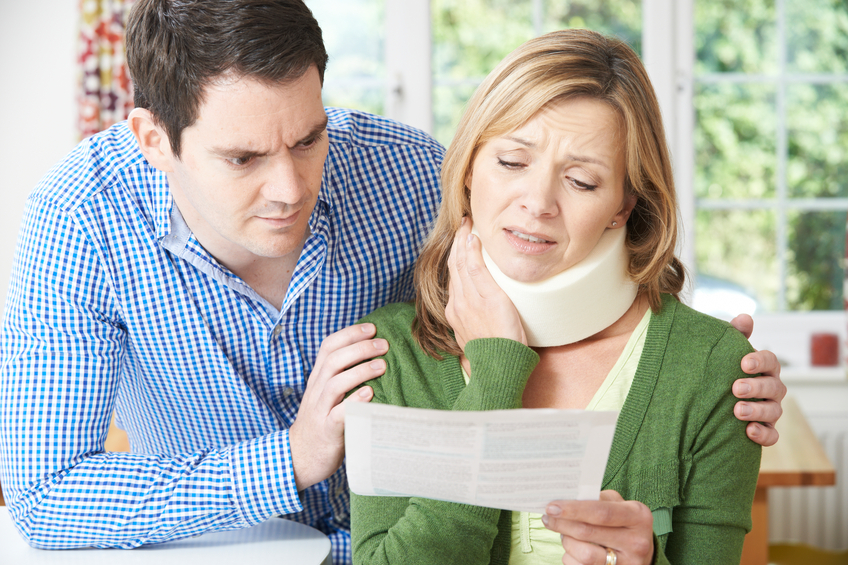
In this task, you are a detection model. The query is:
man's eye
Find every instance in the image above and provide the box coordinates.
[298,132,324,149]
[227,156,254,167]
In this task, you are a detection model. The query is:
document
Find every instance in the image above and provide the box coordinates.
[345,403,618,513]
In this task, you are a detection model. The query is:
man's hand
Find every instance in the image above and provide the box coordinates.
[289,323,387,490]
[729,313,787,447]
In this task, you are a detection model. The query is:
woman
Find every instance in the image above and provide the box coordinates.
[351,29,760,565]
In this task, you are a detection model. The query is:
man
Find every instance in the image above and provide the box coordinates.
[0,1,784,563]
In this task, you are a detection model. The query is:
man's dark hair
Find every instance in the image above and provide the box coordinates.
[126,0,328,157]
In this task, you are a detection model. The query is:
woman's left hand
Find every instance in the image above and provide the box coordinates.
[446,216,527,350]
[542,490,654,565]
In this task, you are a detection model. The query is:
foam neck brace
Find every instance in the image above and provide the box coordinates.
[473,226,638,347]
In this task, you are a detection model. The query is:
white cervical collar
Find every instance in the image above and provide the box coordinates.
[474,226,638,347]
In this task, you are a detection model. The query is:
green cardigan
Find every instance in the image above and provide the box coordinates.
[350,295,761,565]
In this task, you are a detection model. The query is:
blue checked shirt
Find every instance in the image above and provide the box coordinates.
[0,108,443,564]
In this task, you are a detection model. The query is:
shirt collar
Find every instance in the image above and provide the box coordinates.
[152,167,174,241]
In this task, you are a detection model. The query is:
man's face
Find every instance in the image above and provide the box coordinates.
[164,66,329,266]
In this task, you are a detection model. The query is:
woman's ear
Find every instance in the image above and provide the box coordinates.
[610,193,638,228]
[127,108,175,172]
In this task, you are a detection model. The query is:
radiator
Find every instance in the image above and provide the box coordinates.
[768,414,848,551]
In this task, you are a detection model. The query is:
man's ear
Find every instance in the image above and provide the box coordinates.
[127,108,174,172]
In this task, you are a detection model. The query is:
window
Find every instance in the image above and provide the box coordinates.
[306,0,387,116]
[691,0,848,379]
[692,0,848,316]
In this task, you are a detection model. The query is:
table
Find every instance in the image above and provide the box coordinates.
[740,396,837,565]
[0,507,332,565]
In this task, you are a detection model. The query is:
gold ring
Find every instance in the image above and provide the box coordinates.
[605,547,617,565]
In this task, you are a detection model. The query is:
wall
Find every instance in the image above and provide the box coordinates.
[0,0,78,316]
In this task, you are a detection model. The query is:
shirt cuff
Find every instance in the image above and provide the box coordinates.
[227,428,303,524]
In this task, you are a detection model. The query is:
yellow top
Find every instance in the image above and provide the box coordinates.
[507,308,652,564]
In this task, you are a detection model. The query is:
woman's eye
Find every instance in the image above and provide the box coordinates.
[569,177,597,191]
[497,158,524,169]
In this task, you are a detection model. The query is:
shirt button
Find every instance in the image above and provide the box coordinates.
[283,387,294,396]
[273,325,283,337]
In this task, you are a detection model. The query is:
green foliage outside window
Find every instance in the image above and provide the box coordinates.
[431,0,641,145]
[694,0,848,311]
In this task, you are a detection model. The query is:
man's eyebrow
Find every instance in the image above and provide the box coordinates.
[504,135,610,170]
[295,117,329,146]
[209,117,330,158]
[209,146,266,159]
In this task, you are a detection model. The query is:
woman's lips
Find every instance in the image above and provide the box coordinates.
[503,228,555,254]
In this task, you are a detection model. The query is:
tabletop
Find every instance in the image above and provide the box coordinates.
[757,395,836,486]
[0,507,332,565]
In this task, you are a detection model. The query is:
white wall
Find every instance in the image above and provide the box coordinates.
[0,0,78,315]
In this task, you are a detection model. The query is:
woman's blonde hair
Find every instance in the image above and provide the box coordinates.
[413,28,685,359]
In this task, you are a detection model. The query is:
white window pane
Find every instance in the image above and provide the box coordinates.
[695,209,777,313]
[785,0,848,74]
[694,0,777,75]
[787,83,848,199]
[307,0,386,114]
[431,0,641,145]
[694,82,777,200]
[786,210,847,310]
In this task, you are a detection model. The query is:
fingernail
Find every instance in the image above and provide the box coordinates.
[541,514,549,525]
[370,360,385,370]
[738,403,752,417]
[737,382,751,395]
[742,358,756,372]
[358,388,371,398]
[466,234,473,246]
[373,339,387,350]
[545,505,561,516]
[361,323,374,333]
[461,217,467,226]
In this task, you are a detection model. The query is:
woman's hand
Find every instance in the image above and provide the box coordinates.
[446,217,527,350]
[542,490,654,565]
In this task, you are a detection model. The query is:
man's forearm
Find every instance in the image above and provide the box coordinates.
[2,430,303,548]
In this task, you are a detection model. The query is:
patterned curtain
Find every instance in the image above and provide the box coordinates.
[78,0,136,139]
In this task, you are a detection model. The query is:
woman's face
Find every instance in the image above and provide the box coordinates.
[469,96,636,283]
